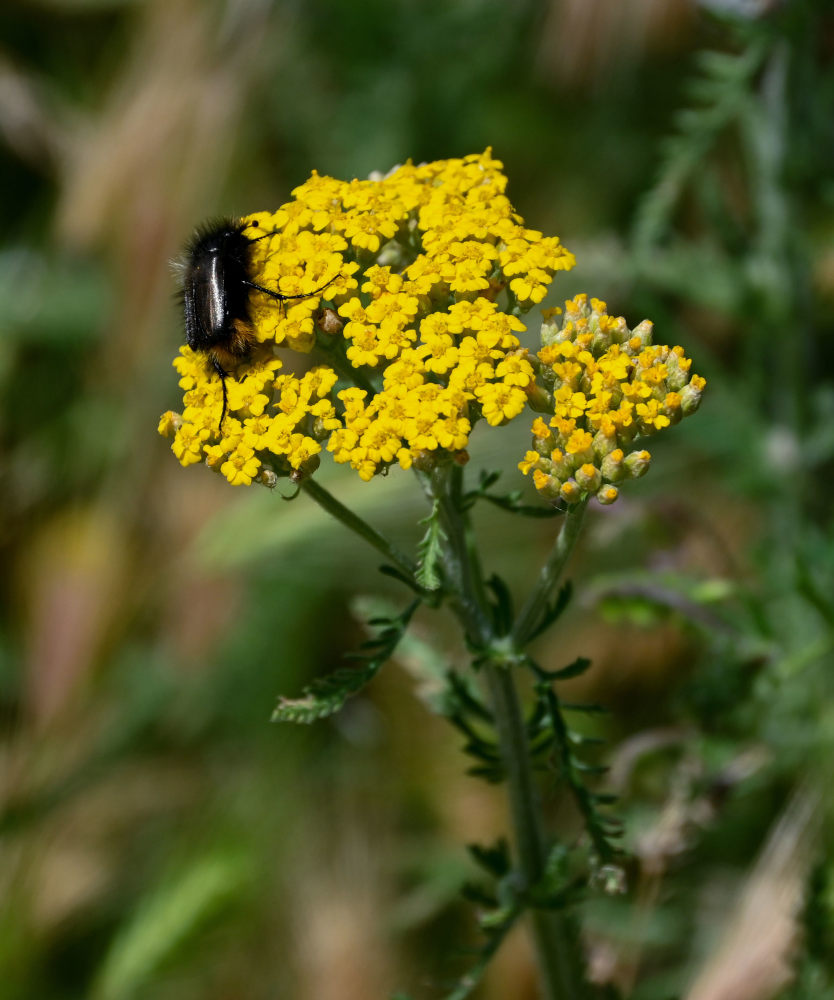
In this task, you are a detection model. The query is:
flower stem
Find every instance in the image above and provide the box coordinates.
[300,477,416,580]
[512,500,588,647]
[484,661,585,1000]
[422,465,588,999]
[308,465,592,997]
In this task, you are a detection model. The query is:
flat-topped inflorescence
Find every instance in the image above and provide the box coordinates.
[160,152,703,498]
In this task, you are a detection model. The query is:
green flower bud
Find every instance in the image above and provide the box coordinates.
[412,449,440,473]
[560,478,583,504]
[312,416,331,439]
[575,463,602,492]
[593,428,619,460]
[596,484,619,505]
[629,319,653,347]
[525,382,554,413]
[681,376,705,415]
[601,448,626,482]
[533,470,563,499]
[550,450,575,481]
[662,392,683,425]
[540,308,564,346]
[591,330,610,355]
[532,421,555,454]
[625,449,651,478]
[664,352,689,391]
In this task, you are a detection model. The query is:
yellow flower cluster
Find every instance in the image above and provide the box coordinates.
[160,151,576,485]
[518,295,706,505]
[160,154,703,497]
[159,351,340,485]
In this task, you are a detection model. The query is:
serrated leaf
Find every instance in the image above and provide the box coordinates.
[467,838,511,878]
[561,701,608,714]
[525,655,622,864]
[467,763,504,783]
[485,574,514,635]
[478,468,502,492]
[462,468,565,518]
[460,881,499,908]
[573,762,610,776]
[461,741,501,764]
[431,898,520,1000]
[445,671,493,723]
[527,581,573,641]
[378,563,426,596]
[481,491,566,518]
[538,656,591,681]
[633,33,765,255]
[273,600,419,724]
[272,663,381,723]
[416,499,446,590]
[569,733,606,747]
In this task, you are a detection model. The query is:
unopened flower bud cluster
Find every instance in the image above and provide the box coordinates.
[518,295,705,505]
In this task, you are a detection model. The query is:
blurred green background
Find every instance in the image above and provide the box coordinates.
[2,1,834,998]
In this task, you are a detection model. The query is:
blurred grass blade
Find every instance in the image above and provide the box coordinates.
[91,851,248,1000]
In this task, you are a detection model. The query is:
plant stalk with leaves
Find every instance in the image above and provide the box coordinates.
[162,153,705,997]
[281,463,619,1000]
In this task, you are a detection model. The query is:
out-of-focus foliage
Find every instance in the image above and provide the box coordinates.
[1,1,833,998]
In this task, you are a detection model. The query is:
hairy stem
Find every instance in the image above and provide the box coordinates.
[484,661,585,1000]
[422,464,588,1000]
[512,500,588,647]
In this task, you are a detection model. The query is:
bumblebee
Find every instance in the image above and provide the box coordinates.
[179,218,325,429]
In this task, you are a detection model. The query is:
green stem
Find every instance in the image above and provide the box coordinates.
[450,464,493,625]
[300,477,416,580]
[421,464,588,1000]
[484,662,584,1000]
[512,500,588,647]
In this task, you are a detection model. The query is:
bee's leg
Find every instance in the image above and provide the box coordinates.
[211,355,229,434]
[244,278,333,301]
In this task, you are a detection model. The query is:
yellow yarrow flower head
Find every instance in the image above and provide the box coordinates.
[161,150,577,486]
[518,294,706,506]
